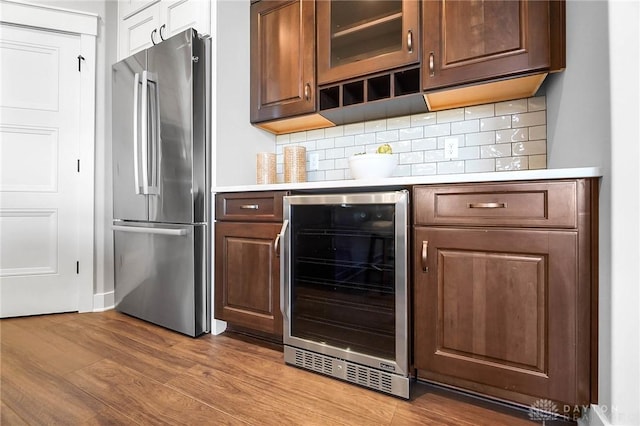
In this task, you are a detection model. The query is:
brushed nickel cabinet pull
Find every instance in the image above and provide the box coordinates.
[274,219,288,257]
[304,83,311,101]
[240,204,259,210]
[468,202,507,209]
[407,30,413,53]
[429,52,435,77]
[421,241,428,272]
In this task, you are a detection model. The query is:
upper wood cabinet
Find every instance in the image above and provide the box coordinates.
[117,0,211,61]
[422,0,565,110]
[251,0,332,133]
[317,0,420,85]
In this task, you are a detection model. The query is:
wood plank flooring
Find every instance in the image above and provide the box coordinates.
[1,311,570,425]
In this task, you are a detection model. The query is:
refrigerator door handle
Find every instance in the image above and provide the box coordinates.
[133,72,141,195]
[148,73,160,195]
[140,70,150,194]
[113,225,188,236]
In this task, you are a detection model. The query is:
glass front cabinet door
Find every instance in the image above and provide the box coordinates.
[317,0,420,85]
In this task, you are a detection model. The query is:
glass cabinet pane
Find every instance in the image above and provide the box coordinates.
[329,1,403,68]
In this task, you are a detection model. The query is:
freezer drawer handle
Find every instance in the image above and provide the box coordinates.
[113,225,188,236]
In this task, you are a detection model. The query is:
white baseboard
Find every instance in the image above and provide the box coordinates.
[92,291,115,312]
[211,319,227,335]
[580,405,611,426]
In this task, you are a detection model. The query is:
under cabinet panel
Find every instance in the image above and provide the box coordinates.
[438,249,545,372]
[225,236,273,314]
[414,227,580,405]
[214,221,283,336]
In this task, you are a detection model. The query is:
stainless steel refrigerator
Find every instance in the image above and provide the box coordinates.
[111,29,210,337]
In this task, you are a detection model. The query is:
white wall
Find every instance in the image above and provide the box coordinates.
[215,0,275,186]
[545,1,640,425]
[605,1,640,424]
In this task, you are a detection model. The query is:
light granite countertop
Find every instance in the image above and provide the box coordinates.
[213,167,601,193]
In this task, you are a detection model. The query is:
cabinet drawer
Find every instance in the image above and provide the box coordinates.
[414,181,577,228]
[216,191,287,222]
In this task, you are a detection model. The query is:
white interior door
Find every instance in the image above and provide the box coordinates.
[0,24,82,317]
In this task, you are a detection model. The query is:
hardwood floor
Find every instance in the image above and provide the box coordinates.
[1,311,571,425]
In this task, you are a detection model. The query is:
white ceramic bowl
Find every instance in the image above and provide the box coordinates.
[348,153,397,179]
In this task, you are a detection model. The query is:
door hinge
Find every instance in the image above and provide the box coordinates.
[77,55,85,72]
[77,159,80,172]
[76,261,79,274]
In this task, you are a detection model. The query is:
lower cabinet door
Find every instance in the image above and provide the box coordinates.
[414,227,587,407]
[215,221,283,336]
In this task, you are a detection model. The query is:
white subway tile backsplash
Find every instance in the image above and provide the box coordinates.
[465,158,496,173]
[335,158,348,169]
[437,161,465,175]
[437,108,465,123]
[451,119,480,135]
[387,116,411,130]
[495,99,528,115]
[424,149,446,163]
[306,128,325,140]
[355,132,376,145]
[345,146,366,157]
[344,122,365,135]
[326,147,345,159]
[481,144,512,158]
[318,159,335,171]
[529,125,547,140]
[496,156,529,171]
[306,171,325,182]
[496,128,528,143]
[529,154,547,170]
[465,104,495,119]
[410,112,437,127]
[399,151,424,164]
[365,119,386,133]
[394,164,412,177]
[325,169,345,180]
[512,111,546,128]
[528,96,546,112]
[290,131,307,143]
[412,138,438,151]
[512,139,547,156]
[466,132,496,146]
[390,140,412,153]
[276,134,290,144]
[275,96,547,179]
[399,126,424,140]
[376,130,399,143]
[425,123,451,138]
[335,135,355,147]
[316,138,335,150]
[324,126,344,138]
[458,146,481,160]
[412,162,437,176]
[480,115,512,131]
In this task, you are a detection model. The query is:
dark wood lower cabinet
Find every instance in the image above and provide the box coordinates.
[412,179,597,409]
[214,221,283,338]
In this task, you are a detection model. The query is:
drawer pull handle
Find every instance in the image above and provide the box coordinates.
[468,202,507,209]
[421,241,428,272]
[240,204,259,210]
